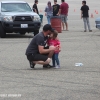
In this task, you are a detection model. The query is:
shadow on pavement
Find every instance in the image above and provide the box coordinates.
[5,33,33,38]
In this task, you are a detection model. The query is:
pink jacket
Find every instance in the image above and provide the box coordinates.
[47,38,61,53]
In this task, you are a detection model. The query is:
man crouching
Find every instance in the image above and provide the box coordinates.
[25,24,57,69]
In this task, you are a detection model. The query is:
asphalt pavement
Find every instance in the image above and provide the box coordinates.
[0,0,100,100]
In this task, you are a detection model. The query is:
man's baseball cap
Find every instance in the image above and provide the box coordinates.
[43,24,54,32]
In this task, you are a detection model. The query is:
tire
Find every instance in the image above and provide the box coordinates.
[96,25,97,28]
[20,32,26,35]
[0,23,6,38]
[34,30,39,36]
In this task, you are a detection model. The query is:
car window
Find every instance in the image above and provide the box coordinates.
[1,3,32,12]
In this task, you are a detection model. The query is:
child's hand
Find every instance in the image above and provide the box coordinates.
[59,48,61,52]
[56,45,59,50]
[57,45,61,52]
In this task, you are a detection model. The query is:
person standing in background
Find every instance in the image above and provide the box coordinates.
[81,1,92,32]
[33,0,39,14]
[59,0,69,31]
[53,0,60,16]
[45,1,53,24]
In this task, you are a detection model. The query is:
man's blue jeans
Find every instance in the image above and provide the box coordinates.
[52,53,60,66]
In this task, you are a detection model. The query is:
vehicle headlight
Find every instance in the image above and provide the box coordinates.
[33,15,40,21]
[3,16,13,22]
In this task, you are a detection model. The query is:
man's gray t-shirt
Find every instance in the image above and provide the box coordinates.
[26,32,48,55]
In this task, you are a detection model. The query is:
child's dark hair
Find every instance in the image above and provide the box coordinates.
[52,30,58,39]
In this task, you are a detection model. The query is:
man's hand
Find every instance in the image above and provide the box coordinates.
[81,11,83,19]
[56,13,59,16]
[49,46,56,51]
[55,45,61,52]
[45,13,47,16]
[59,9,61,15]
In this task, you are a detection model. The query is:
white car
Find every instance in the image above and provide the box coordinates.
[95,17,100,29]
[0,0,41,38]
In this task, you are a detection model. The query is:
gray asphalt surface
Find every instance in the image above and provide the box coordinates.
[0,0,100,100]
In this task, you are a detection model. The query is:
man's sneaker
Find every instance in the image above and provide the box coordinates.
[43,64,53,68]
[89,30,92,32]
[54,65,60,69]
[29,61,35,68]
[84,30,87,32]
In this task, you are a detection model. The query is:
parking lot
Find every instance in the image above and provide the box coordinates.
[0,0,100,100]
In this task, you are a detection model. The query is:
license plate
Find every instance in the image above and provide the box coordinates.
[21,24,28,28]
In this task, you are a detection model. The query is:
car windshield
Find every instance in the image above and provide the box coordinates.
[1,3,32,12]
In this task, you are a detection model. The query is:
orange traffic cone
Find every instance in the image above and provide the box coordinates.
[96,11,98,14]
[74,9,76,12]
[91,13,94,18]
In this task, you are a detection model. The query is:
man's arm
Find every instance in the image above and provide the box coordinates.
[67,8,69,15]
[34,9,37,13]
[81,11,83,19]
[45,7,47,16]
[35,5,38,14]
[33,4,37,13]
[80,6,83,19]
[57,5,60,15]
[67,4,69,14]
[59,9,61,15]
[88,6,89,17]
[59,4,62,15]
[38,46,51,54]
[38,45,56,54]
[37,36,56,54]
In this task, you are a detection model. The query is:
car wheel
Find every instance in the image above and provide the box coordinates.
[34,30,39,36]
[0,23,6,38]
[20,32,26,35]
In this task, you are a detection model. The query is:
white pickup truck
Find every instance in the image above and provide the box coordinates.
[0,0,41,38]
[95,17,100,30]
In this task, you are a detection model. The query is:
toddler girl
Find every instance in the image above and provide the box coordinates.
[47,30,61,68]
